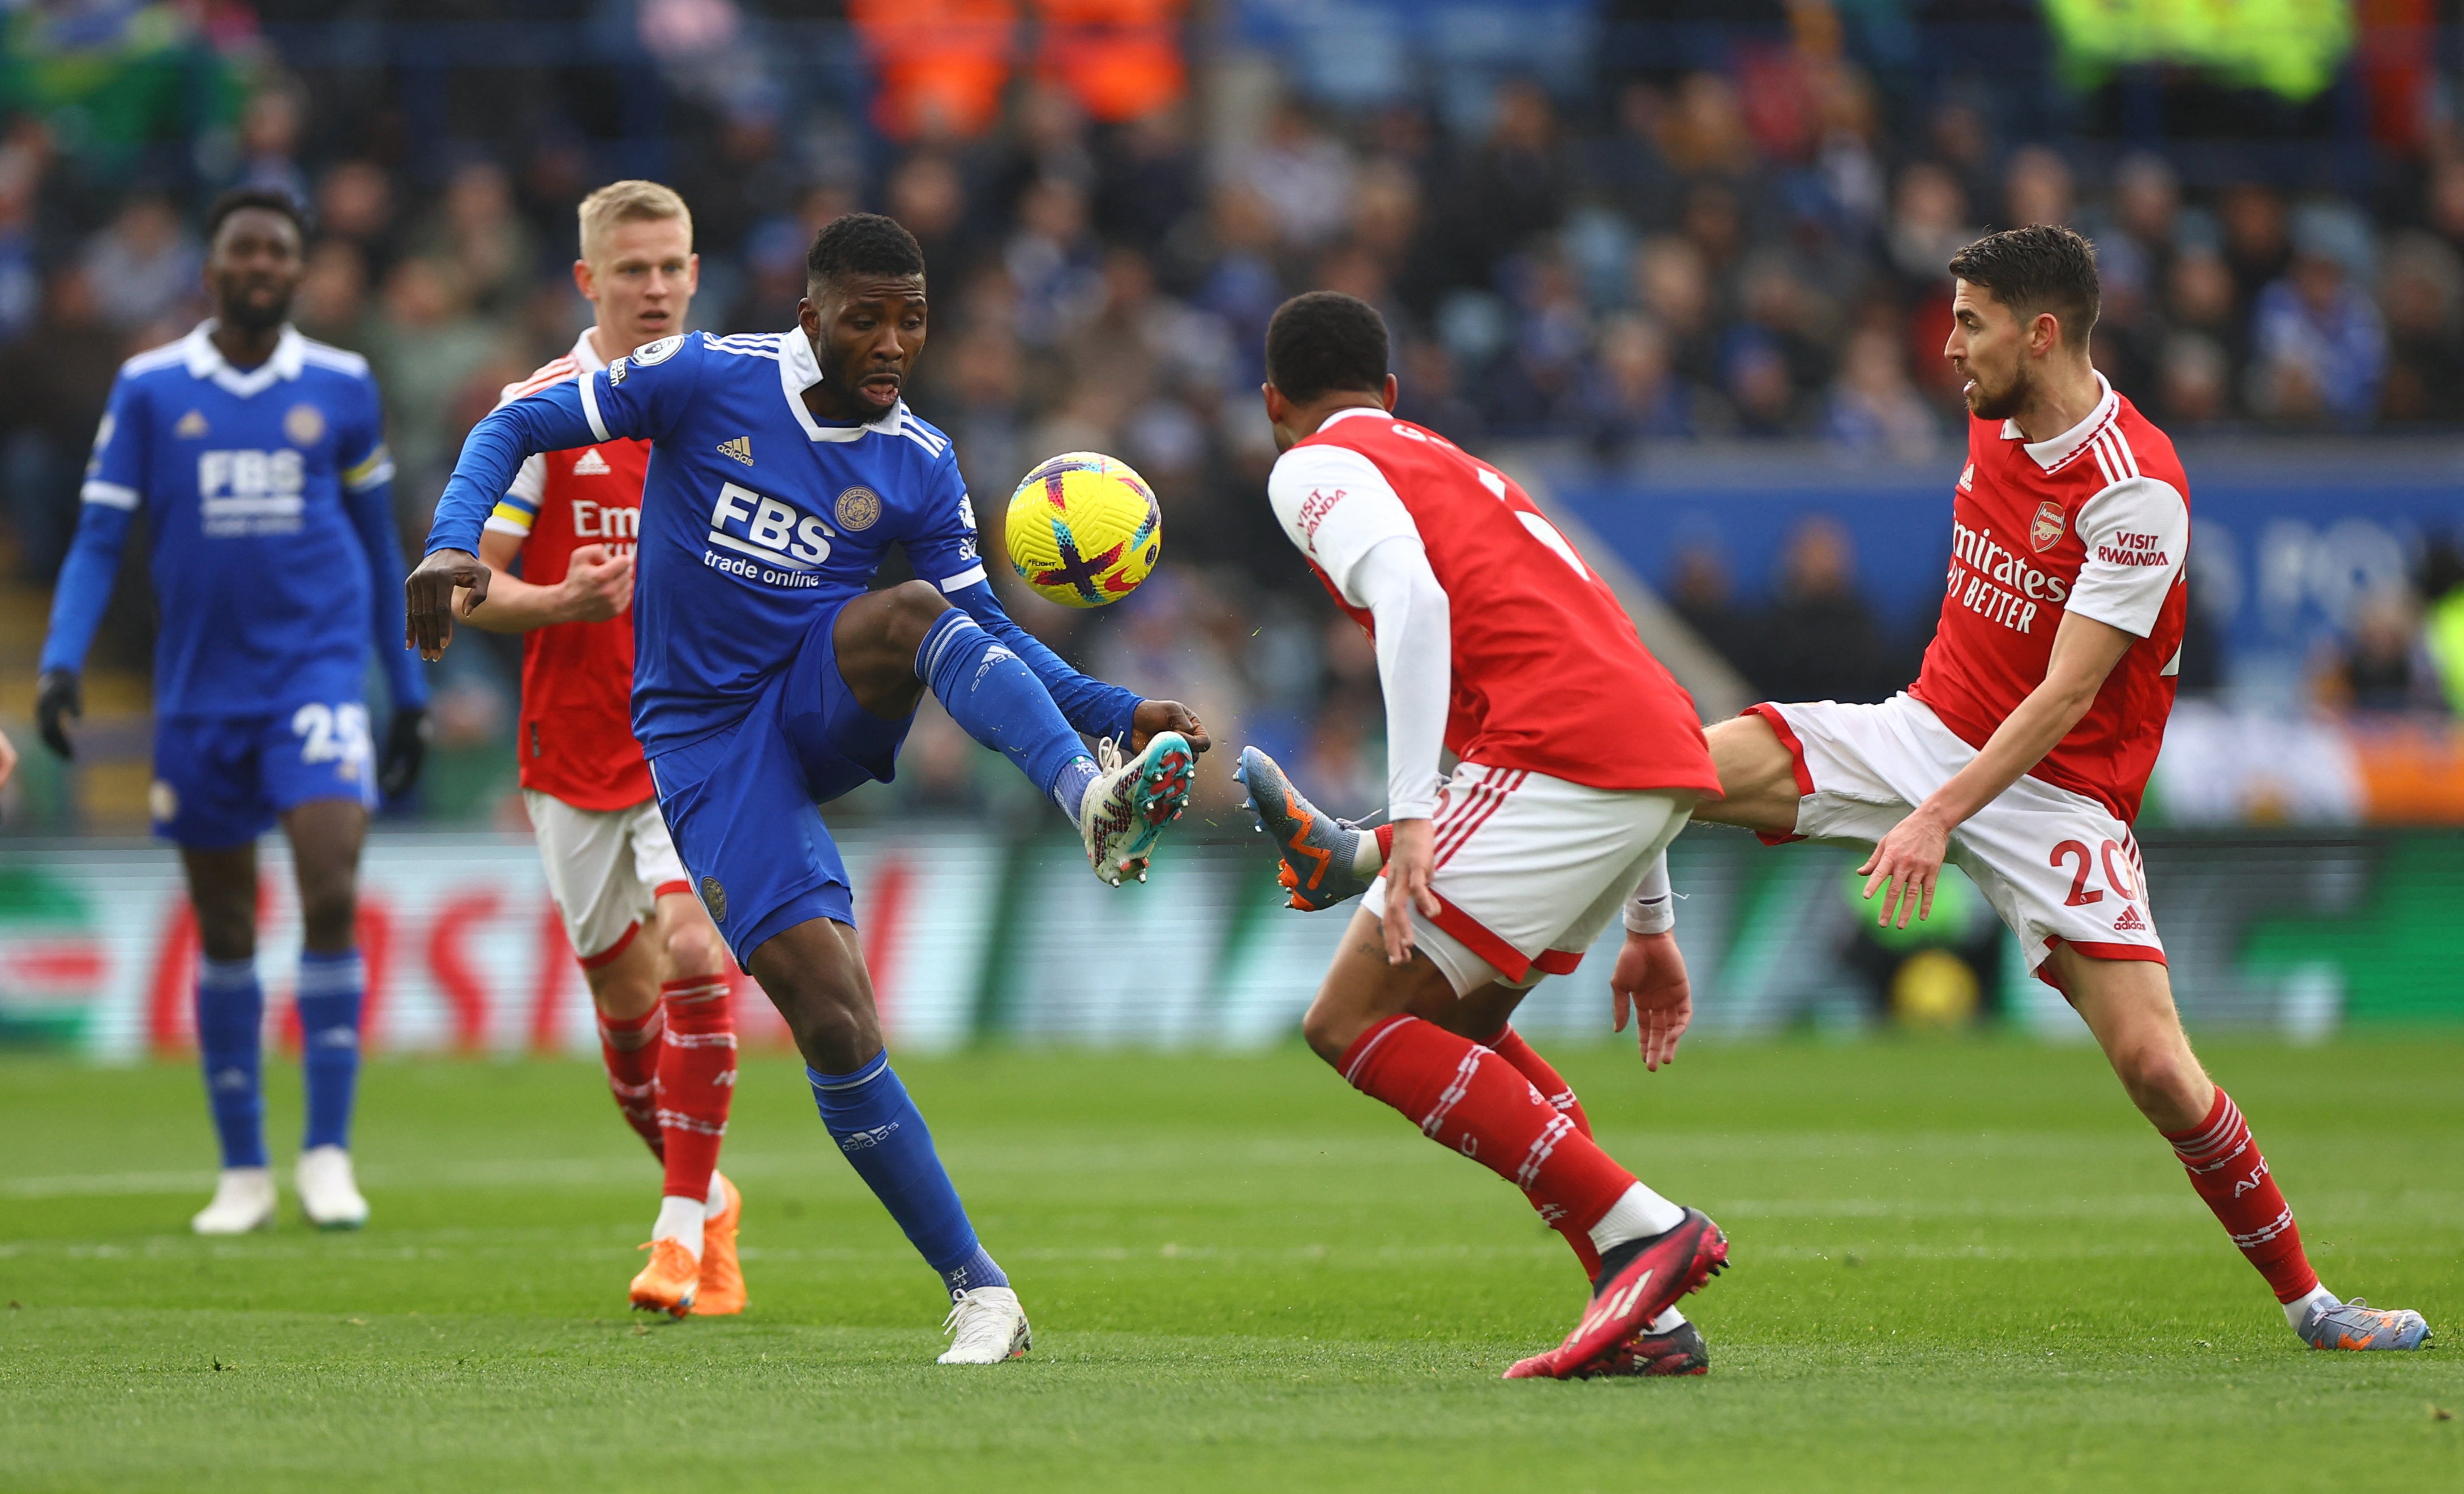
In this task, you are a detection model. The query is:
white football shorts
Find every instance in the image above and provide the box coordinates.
[1363,761,1696,996]
[525,791,694,966]
[1748,694,2164,986]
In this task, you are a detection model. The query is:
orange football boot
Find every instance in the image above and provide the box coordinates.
[630,1237,699,1319]
[691,1172,746,1316]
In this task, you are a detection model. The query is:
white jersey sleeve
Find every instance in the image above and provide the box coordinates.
[486,453,547,538]
[1267,442,1451,819]
[2065,476,2188,638]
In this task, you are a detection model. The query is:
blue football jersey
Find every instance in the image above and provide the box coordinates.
[428,328,1137,755]
[40,323,426,720]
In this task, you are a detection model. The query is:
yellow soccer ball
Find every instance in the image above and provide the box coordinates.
[1004,451,1162,607]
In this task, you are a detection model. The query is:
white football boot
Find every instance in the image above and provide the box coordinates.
[1078,732,1195,886]
[295,1145,370,1230]
[191,1167,277,1235]
[937,1286,1032,1364]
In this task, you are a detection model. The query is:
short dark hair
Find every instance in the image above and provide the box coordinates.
[204,187,308,245]
[807,212,925,286]
[1947,224,2099,346]
[1265,291,1389,404]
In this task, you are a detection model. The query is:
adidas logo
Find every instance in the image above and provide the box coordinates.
[571,447,610,476]
[718,435,753,465]
[2114,904,2147,931]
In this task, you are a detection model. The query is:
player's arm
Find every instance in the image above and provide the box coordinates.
[1266,443,1449,966]
[36,373,148,759]
[410,343,692,657]
[333,387,434,795]
[453,457,632,634]
[1862,475,2187,927]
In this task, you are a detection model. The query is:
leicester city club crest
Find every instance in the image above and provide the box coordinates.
[285,403,325,446]
[835,486,881,531]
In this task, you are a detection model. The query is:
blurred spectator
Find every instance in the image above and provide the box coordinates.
[2249,206,2386,425]
[1580,313,1689,455]
[294,239,372,348]
[1667,543,1749,665]
[2157,332,2232,428]
[1632,234,1718,391]
[411,161,537,319]
[2318,587,2448,716]
[1825,326,1942,463]
[0,268,121,579]
[234,85,309,203]
[2219,182,2291,314]
[1887,162,1972,290]
[2002,144,2073,228]
[2377,231,2464,424]
[1735,516,1901,703]
[1236,99,1356,252]
[317,161,396,268]
[0,145,41,345]
[363,258,508,502]
[888,151,972,277]
[82,193,202,332]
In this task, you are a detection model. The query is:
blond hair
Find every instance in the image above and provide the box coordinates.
[577,179,692,263]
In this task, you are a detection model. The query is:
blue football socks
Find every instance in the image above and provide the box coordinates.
[807,1052,1009,1298]
[295,949,365,1151]
[195,957,267,1170]
[914,609,1095,814]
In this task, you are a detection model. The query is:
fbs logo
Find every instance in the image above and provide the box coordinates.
[572,447,610,476]
[718,435,753,466]
[2030,499,2066,553]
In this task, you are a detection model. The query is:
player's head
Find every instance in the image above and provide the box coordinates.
[1261,291,1396,451]
[798,212,928,423]
[203,187,307,334]
[574,179,697,356]
[1944,224,2100,421]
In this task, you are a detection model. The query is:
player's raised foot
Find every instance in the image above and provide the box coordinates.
[630,1238,699,1319]
[2296,1296,2432,1351]
[1234,746,1374,911]
[1079,732,1193,886]
[294,1145,369,1231]
[1502,1208,1729,1381]
[690,1173,746,1317]
[937,1286,1032,1364]
[191,1167,276,1235]
[1585,1319,1712,1379]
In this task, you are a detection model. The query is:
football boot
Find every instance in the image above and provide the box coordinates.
[2296,1296,2432,1351]
[294,1145,369,1230]
[938,1286,1032,1364]
[191,1167,276,1235]
[630,1238,699,1319]
[1585,1318,1711,1378]
[1080,731,1194,886]
[690,1172,747,1317]
[1503,1208,1729,1380]
[1234,746,1378,911]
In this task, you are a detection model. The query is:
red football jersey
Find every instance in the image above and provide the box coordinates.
[1276,408,1721,798]
[1909,376,2189,823]
[486,329,655,812]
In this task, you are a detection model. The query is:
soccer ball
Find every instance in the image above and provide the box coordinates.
[1004,451,1162,607]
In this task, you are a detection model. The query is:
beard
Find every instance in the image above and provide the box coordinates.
[1964,363,2029,422]
[221,286,293,335]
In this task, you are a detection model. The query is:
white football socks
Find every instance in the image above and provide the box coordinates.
[705,1172,727,1215]
[1649,1307,1687,1333]
[653,1195,706,1260]
[1350,829,1385,877]
[2286,1283,2338,1330]
[1055,755,1100,820]
[1587,1181,1687,1254]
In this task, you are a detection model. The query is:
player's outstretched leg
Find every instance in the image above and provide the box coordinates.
[657,962,744,1317]
[2058,947,2432,1351]
[755,917,1029,1363]
[1304,914,1726,1380]
[284,800,373,1230]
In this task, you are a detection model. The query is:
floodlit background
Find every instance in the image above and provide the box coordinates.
[1,0,2461,1053]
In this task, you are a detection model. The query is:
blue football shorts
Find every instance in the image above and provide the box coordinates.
[151,702,380,849]
[649,597,915,969]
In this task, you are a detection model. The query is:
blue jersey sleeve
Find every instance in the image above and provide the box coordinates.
[336,373,426,710]
[909,450,1141,739]
[38,373,149,675]
[427,331,704,556]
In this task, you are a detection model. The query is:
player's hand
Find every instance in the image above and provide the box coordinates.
[558,543,634,622]
[0,725,17,791]
[1130,699,1211,755]
[1381,816,1438,966]
[1611,930,1691,1072]
[1859,807,1949,929]
[35,670,80,760]
[378,706,430,798]
[405,548,490,660]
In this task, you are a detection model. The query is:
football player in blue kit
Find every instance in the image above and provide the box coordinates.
[36,189,430,1235]
[406,213,1206,1363]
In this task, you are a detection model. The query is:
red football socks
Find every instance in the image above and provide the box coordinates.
[2164,1087,2320,1303]
[1342,1015,1634,1235]
[1480,1025,1602,1278]
[656,976,736,1205]
[597,1005,665,1160]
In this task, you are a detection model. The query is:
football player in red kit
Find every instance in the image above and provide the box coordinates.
[458,181,744,1319]
[1254,230,2430,1355]
[1250,292,1730,1381]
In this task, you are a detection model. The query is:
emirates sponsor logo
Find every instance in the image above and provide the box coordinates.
[2030,500,2066,553]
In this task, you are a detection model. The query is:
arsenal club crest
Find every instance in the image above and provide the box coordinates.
[2029,499,2066,553]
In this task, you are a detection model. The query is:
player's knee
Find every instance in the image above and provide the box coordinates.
[879,579,952,658]
[1701,716,1799,833]
[662,918,729,981]
[191,904,255,961]
[295,873,358,948]
[2111,1038,2204,1117]
[1300,997,1364,1067]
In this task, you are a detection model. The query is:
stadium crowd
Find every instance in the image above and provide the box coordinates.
[4,2,2462,827]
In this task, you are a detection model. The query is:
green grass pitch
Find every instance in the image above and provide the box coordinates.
[1,1037,2457,1493]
